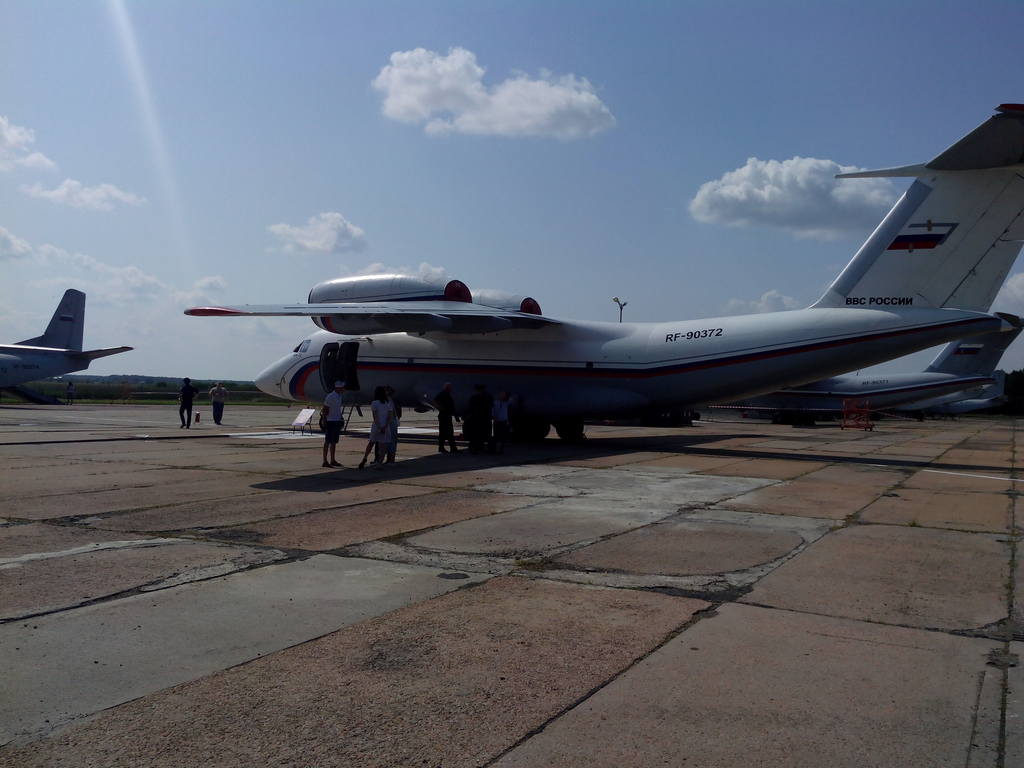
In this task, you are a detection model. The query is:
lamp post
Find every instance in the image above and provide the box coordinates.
[612,296,628,323]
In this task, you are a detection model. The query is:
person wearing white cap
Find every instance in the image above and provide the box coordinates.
[321,380,345,468]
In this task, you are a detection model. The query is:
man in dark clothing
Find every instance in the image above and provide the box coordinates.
[433,382,459,454]
[179,377,199,429]
[466,383,494,454]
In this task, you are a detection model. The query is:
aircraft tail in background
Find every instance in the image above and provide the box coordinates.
[925,321,1023,377]
[814,104,1024,313]
[16,289,86,351]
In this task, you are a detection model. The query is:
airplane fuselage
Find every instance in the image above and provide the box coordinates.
[255,307,1008,419]
[0,346,92,388]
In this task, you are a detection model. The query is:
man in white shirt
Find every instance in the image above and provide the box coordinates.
[208,382,228,424]
[322,380,345,468]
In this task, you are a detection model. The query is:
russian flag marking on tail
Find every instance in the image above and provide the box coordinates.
[886,221,958,252]
[953,344,983,355]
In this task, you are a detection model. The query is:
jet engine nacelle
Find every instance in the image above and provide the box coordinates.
[307,274,474,334]
[308,274,473,304]
[470,288,543,315]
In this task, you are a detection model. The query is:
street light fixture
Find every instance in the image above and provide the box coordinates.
[612,296,628,323]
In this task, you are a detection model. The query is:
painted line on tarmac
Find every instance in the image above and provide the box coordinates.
[920,469,1019,483]
[0,538,188,567]
[866,464,1017,483]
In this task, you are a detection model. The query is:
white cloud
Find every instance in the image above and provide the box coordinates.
[0,116,56,171]
[690,156,900,241]
[0,226,32,260]
[23,178,146,211]
[993,272,1024,315]
[373,47,615,139]
[2,226,222,308]
[723,289,802,315]
[268,212,367,254]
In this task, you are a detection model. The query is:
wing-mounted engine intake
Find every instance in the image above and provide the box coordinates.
[471,288,543,315]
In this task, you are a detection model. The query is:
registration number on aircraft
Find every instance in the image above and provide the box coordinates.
[665,328,723,342]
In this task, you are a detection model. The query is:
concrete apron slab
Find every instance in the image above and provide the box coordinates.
[402,470,775,559]
[404,498,669,558]
[89,481,439,533]
[1008,641,1024,767]
[858,488,1012,532]
[743,524,1010,632]
[0,555,489,745]
[556,519,805,575]
[213,489,544,551]
[0,578,704,768]
[0,535,286,620]
[493,603,1000,768]
[510,508,835,595]
[5,474,280,520]
[473,466,775,504]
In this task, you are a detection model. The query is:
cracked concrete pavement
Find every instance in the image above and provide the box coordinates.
[0,404,1021,766]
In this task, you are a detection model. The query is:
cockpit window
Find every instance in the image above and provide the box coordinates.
[293,339,311,354]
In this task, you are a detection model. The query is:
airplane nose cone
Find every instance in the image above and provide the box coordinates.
[255,360,284,398]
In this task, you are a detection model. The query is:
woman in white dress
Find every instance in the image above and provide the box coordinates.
[358,386,391,469]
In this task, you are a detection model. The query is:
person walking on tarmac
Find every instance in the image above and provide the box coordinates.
[433,382,459,454]
[321,380,345,467]
[178,377,198,429]
[208,382,228,425]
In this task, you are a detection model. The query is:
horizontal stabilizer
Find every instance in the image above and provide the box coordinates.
[71,346,133,361]
[925,322,1020,377]
[836,164,929,179]
[837,105,1024,178]
[185,301,559,335]
[816,106,1024,313]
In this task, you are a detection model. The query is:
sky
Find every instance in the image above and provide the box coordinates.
[3,0,1024,380]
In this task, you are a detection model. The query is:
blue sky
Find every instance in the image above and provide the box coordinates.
[3,0,1024,378]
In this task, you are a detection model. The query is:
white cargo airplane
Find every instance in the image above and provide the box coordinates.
[900,371,1009,415]
[1,289,132,396]
[188,105,1024,439]
[720,324,1021,421]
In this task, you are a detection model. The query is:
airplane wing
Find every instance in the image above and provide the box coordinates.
[184,301,561,335]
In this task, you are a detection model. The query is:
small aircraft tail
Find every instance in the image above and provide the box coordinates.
[814,105,1024,313]
[17,289,86,351]
[925,321,1022,377]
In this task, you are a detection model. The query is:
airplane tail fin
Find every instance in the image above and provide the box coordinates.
[980,369,1007,400]
[925,320,1022,376]
[17,289,86,351]
[814,105,1024,313]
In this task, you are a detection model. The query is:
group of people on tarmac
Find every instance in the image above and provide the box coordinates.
[176,378,229,428]
[320,381,402,469]
[433,381,512,455]
[319,380,512,469]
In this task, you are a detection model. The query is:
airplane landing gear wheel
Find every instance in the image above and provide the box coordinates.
[514,417,551,442]
[553,418,586,442]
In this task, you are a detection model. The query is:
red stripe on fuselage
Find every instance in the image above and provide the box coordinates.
[350,317,994,380]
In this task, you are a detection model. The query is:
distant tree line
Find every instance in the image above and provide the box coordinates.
[3,375,286,405]
[996,369,1024,415]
